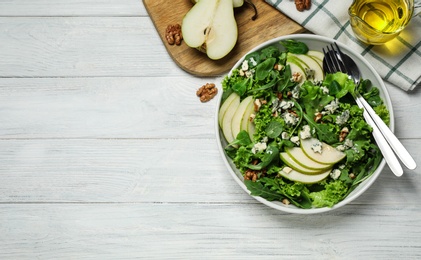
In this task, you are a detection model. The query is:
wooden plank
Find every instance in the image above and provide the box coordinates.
[0,17,185,77]
[0,138,419,203]
[0,77,221,139]
[0,138,251,203]
[143,0,305,76]
[0,0,146,16]
[1,203,421,258]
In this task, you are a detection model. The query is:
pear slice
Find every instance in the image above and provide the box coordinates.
[288,53,324,82]
[182,0,238,60]
[240,97,255,141]
[294,54,324,81]
[218,92,239,127]
[221,93,240,143]
[231,96,254,139]
[286,57,307,83]
[300,137,346,165]
[240,97,254,132]
[307,50,324,62]
[279,167,331,184]
[280,152,327,175]
[286,147,333,171]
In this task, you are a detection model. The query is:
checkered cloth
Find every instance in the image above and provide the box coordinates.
[265,0,421,91]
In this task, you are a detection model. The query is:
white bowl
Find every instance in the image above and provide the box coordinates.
[215,34,394,214]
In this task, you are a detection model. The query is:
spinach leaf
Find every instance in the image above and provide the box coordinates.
[280,40,309,54]
[265,120,283,138]
[260,45,280,60]
[229,130,252,147]
[255,57,276,81]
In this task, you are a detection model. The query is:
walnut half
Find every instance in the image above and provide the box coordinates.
[196,83,218,103]
[295,0,311,12]
[165,24,183,45]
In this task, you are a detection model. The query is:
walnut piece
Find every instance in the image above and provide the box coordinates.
[196,83,218,103]
[165,24,183,45]
[295,0,311,12]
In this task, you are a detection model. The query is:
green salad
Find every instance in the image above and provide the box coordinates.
[218,40,390,209]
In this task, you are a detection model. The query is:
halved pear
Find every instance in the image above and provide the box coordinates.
[221,93,240,143]
[182,0,238,60]
[231,96,254,139]
[300,137,346,165]
[280,152,327,175]
[279,167,331,184]
[218,92,239,127]
[286,147,333,171]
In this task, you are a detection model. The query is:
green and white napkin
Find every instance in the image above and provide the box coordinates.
[265,0,421,91]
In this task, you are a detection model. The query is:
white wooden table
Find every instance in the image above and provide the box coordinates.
[1,1,421,258]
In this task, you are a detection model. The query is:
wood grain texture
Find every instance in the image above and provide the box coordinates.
[1,203,421,258]
[143,0,305,76]
[0,0,147,16]
[0,17,184,77]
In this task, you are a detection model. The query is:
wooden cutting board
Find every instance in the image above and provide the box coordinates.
[143,0,305,77]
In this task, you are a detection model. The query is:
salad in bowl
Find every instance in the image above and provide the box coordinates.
[216,35,393,214]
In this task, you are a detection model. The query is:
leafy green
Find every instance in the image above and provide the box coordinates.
[280,40,309,54]
[309,180,349,207]
[256,57,276,81]
[265,120,283,139]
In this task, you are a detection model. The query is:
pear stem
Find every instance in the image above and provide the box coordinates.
[245,0,258,20]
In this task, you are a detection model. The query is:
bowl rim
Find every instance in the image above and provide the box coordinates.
[215,34,394,214]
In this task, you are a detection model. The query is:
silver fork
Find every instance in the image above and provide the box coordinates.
[323,43,417,176]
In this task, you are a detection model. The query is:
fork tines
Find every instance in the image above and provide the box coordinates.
[323,43,347,75]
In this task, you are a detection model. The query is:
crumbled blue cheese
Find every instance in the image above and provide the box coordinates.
[330,169,341,180]
[305,68,315,79]
[291,85,300,99]
[283,112,299,125]
[311,140,323,153]
[336,110,350,125]
[344,139,353,148]
[336,145,346,152]
[336,139,354,151]
[281,132,290,140]
[241,60,249,71]
[323,99,339,115]
[279,100,294,110]
[320,86,329,95]
[299,125,312,140]
[245,69,254,78]
[249,57,257,67]
[290,136,300,146]
[251,142,267,154]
